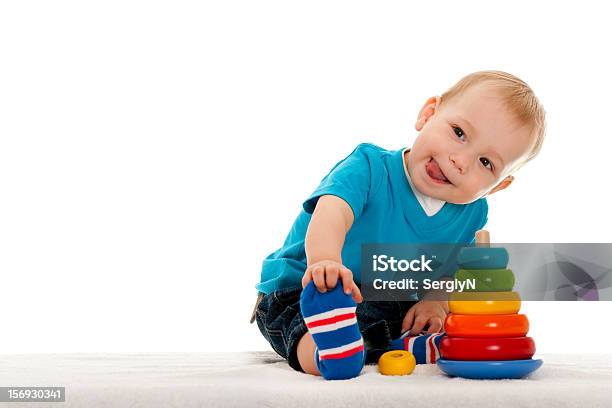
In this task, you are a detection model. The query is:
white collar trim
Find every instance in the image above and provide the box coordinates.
[402,148,446,217]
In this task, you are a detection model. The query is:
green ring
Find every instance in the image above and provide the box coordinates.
[455,268,515,292]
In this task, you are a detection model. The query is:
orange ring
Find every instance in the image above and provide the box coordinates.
[445,314,529,338]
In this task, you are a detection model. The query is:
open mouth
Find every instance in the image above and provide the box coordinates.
[425,158,451,184]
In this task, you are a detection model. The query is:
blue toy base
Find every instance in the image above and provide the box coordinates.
[437,358,543,379]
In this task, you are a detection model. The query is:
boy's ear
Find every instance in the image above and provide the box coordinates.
[486,175,514,196]
[415,96,441,131]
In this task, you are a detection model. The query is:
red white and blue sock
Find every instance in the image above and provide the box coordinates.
[300,281,365,380]
[388,332,445,364]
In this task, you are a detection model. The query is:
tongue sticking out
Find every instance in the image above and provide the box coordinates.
[426,159,449,182]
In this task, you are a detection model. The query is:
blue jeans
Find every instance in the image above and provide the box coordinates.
[254,285,418,372]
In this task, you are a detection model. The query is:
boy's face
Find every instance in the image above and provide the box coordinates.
[407,83,536,204]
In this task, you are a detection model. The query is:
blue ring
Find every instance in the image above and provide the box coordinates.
[457,247,509,269]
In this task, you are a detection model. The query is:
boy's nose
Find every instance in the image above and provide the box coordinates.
[449,153,469,174]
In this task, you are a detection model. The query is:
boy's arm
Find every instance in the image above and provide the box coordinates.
[305,195,353,265]
[301,194,362,302]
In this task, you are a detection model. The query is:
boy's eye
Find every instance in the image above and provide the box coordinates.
[453,126,465,140]
[480,157,493,171]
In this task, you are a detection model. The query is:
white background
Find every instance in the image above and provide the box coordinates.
[1,1,611,354]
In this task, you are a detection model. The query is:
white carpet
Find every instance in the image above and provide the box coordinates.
[1,352,611,408]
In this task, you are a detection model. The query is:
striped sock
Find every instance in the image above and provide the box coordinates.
[300,281,365,380]
[388,332,445,364]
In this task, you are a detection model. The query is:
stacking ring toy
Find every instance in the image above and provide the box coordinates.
[457,247,509,269]
[440,336,536,361]
[445,314,529,338]
[449,291,521,315]
[437,358,543,380]
[455,268,515,292]
[378,350,416,376]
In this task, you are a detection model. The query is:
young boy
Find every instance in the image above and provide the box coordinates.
[253,71,546,380]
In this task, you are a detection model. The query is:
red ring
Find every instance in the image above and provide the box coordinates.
[440,337,536,361]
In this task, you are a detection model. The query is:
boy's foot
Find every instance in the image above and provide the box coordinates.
[300,281,365,380]
[388,332,445,364]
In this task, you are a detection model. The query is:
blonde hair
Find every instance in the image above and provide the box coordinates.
[440,70,546,170]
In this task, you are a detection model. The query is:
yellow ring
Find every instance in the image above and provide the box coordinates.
[378,350,416,376]
[449,291,521,315]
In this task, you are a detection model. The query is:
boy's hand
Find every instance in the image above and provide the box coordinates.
[302,260,363,303]
[401,299,448,335]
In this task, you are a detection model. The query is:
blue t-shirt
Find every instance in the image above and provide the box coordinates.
[256,143,488,295]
